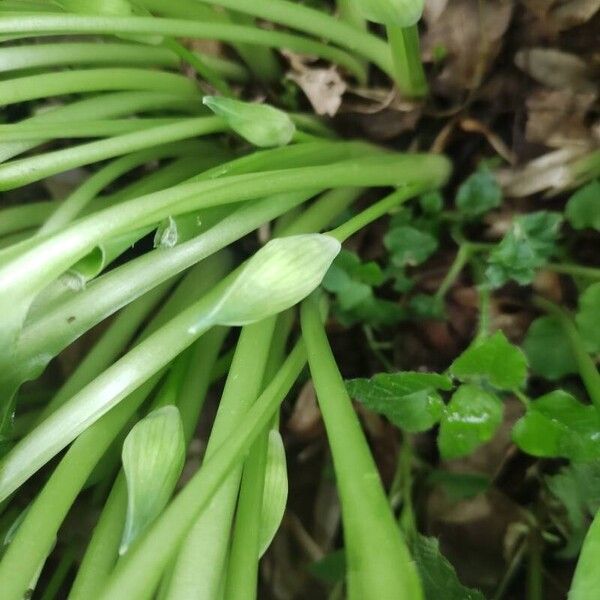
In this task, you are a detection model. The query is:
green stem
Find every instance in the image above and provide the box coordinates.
[545,263,600,281]
[142,0,391,76]
[71,328,227,598]
[98,342,307,599]
[0,118,181,141]
[300,295,422,600]
[38,544,77,600]
[534,296,600,412]
[527,532,543,600]
[386,24,428,98]
[0,90,203,163]
[434,244,471,301]
[0,41,248,80]
[0,201,58,237]
[0,116,228,190]
[0,67,198,107]
[166,320,276,599]
[162,38,232,96]
[328,184,426,242]
[0,14,368,81]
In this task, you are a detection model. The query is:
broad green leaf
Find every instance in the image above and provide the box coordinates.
[565,180,600,231]
[121,406,185,554]
[411,534,485,600]
[523,316,578,380]
[209,234,340,328]
[354,0,424,26]
[258,430,288,557]
[486,211,562,287]
[384,225,438,267]
[203,96,295,147]
[449,331,527,390]
[455,167,502,218]
[576,282,600,354]
[346,371,452,432]
[512,391,600,461]
[546,462,600,558]
[438,384,503,459]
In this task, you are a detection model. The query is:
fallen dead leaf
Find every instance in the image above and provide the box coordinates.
[515,47,596,92]
[287,65,347,117]
[422,0,514,97]
[524,88,597,148]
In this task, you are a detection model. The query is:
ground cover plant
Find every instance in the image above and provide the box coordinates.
[0,0,598,598]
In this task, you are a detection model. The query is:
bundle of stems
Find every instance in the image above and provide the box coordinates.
[0,1,449,597]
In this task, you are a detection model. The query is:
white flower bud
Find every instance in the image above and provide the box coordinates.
[355,0,424,27]
[203,96,296,148]
[212,234,340,326]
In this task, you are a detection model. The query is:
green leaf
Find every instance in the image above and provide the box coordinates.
[258,430,288,558]
[576,282,600,354]
[203,96,295,147]
[449,331,528,391]
[546,461,600,558]
[512,391,600,461]
[121,406,185,554]
[523,316,578,380]
[486,211,562,287]
[409,293,445,320]
[346,372,452,432]
[565,180,600,231]
[384,225,438,267]
[455,167,502,218]
[419,191,443,214]
[309,550,346,584]
[438,384,503,459]
[411,534,486,600]
[323,250,405,327]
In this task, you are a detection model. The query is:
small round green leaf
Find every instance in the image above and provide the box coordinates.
[565,180,600,231]
[438,384,503,460]
[449,331,528,391]
[523,316,578,380]
[575,282,600,354]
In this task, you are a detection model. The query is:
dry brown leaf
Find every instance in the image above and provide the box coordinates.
[515,47,596,92]
[287,66,347,117]
[424,0,450,22]
[422,0,514,96]
[551,0,600,29]
[525,88,597,148]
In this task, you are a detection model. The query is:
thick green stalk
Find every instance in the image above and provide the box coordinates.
[0,201,58,237]
[0,116,227,189]
[166,319,277,599]
[171,0,393,75]
[0,254,233,502]
[0,41,248,80]
[98,342,307,599]
[387,24,428,98]
[300,295,423,600]
[70,327,228,599]
[0,257,230,600]
[0,14,367,80]
[0,90,203,163]
[0,67,198,107]
[38,143,211,236]
[570,506,600,599]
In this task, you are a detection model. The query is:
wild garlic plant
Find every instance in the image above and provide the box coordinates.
[0,1,450,598]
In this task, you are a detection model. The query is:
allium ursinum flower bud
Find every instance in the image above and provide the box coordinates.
[211,234,341,327]
[354,0,424,27]
[203,96,296,148]
[120,406,185,555]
